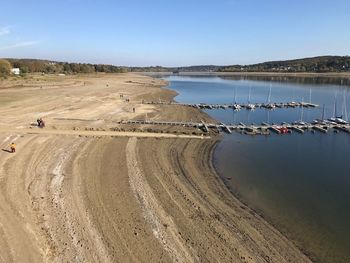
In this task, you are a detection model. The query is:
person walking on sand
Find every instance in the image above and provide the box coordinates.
[10,142,16,153]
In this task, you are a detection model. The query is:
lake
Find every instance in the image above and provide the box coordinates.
[163,75,350,263]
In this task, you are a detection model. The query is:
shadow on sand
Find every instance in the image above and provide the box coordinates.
[1,149,13,153]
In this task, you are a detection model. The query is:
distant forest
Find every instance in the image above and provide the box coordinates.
[2,56,350,75]
[218,56,350,73]
[130,56,350,73]
[4,58,127,74]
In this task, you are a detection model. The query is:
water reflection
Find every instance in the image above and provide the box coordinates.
[221,74,350,86]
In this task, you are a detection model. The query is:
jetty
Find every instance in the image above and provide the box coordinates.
[118,119,350,136]
[142,100,319,110]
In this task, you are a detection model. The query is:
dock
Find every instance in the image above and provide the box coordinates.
[118,119,350,136]
[219,123,232,134]
[313,126,328,133]
[291,126,305,134]
[268,126,281,134]
[200,120,209,133]
[334,126,350,133]
[142,101,319,110]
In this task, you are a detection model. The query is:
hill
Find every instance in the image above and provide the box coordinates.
[130,56,350,73]
[219,56,350,73]
[2,56,350,74]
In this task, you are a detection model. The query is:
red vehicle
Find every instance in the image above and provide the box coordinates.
[278,127,289,134]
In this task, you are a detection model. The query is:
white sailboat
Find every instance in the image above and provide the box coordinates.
[246,87,255,110]
[309,88,312,104]
[293,97,307,125]
[312,104,327,125]
[335,92,349,124]
[288,88,298,107]
[265,85,275,109]
[328,94,338,123]
[232,86,241,110]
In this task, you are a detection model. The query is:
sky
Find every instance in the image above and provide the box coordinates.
[0,0,349,67]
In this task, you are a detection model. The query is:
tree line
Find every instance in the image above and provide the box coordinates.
[1,56,350,78]
[130,56,350,73]
[1,58,127,77]
[219,56,350,73]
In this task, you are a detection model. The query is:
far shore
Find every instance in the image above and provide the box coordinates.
[142,71,350,78]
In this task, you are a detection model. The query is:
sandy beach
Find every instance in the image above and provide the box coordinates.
[0,73,311,262]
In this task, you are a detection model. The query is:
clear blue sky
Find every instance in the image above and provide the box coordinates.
[0,0,349,66]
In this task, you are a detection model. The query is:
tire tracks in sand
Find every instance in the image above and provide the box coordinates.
[50,140,111,263]
[0,134,113,262]
[126,137,195,263]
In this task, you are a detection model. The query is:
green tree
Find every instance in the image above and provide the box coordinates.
[20,65,29,74]
[63,63,72,73]
[80,64,95,73]
[0,59,11,78]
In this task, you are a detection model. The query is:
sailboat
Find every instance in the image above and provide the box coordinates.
[312,104,327,125]
[309,88,312,104]
[293,97,307,125]
[265,85,275,109]
[287,88,298,107]
[328,94,338,124]
[232,86,241,110]
[335,92,349,124]
[246,87,255,110]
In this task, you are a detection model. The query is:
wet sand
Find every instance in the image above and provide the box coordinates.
[0,73,311,262]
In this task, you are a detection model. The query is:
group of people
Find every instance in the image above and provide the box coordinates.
[37,118,45,128]
[6,118,46,153]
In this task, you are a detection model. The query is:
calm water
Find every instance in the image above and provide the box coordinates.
[164,75,350,263]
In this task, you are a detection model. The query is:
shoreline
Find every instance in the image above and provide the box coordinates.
[158,76,312,262]
[143,71,350,78]
[0,72,311,262]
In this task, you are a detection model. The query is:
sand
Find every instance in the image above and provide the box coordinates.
[0,73,311,262]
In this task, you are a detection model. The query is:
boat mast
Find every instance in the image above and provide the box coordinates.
[234,86,237,104]
[322,104,325,121]
[267,85,272,103]
[232,107,236,124]
[301,97,304,122]
[248,87,251,104]
[333,94,337,118]
[344,92,348,122]
[309,88,312,104]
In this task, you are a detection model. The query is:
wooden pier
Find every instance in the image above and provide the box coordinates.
[142,100,319,110]
[118,119,350,136]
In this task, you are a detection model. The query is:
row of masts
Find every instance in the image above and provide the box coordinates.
[143,86,320,110]
[143,87,349,123]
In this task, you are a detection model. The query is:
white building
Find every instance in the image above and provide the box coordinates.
[11,68,20,75]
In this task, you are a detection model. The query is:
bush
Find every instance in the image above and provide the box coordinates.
[0,59,11,78]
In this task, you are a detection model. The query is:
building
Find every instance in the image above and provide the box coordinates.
[11,68,20,75]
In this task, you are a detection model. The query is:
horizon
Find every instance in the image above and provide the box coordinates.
[1,0,350,67]
[2,54,349,68]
